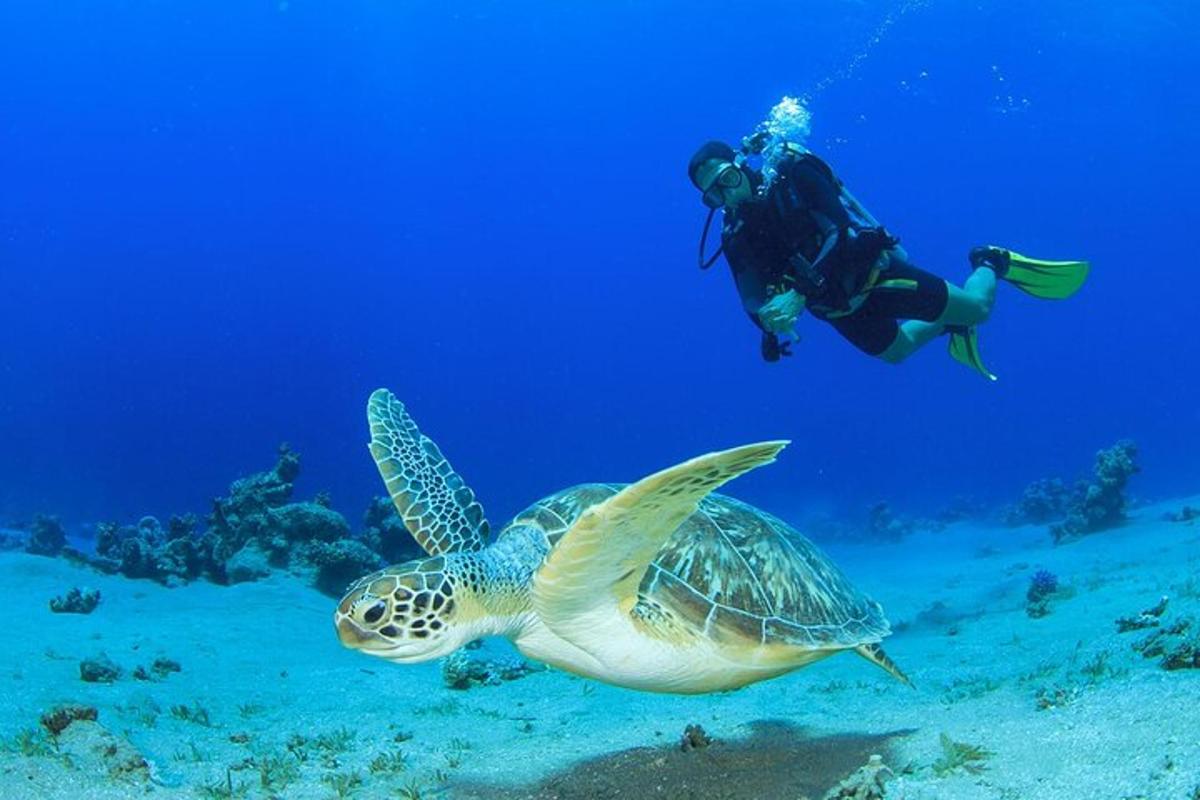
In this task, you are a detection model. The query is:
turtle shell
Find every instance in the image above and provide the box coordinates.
[508,484,889,650]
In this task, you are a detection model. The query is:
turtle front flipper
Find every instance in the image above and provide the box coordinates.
[367,389,489,555]
[532,441,788,650]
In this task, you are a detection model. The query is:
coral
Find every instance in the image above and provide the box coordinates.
[271,502,349,543]
[224,541,274,584]
[934,495,985,525]
[40,704,98,736]
[823,754,893,800]
[360,496,424,563]
[1051,440,1139,543]
[679,724,712,752]
[84,447,365,594]
[865,502,912,541]
[1165,506,1199,524]
[1129,615,1200,671]
[1025,569,1060,618]
[1116,596,1169,632]
[441,650,543,689]
[207,443,302,556]
[79,653,121,683]
[92,513,215,587]
[1003,478,1071,526]
[1034,684,1079,711]
[132,656,181,681]
[49,586,101,614]
[300,537,384,597]
[26,514,67,556]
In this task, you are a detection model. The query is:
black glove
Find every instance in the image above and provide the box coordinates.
[761,332,793,362]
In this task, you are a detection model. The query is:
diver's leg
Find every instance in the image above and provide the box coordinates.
[938,269,996,327]
[877,319,943,364]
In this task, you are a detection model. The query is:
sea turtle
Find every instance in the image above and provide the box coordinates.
[335,389,908,693]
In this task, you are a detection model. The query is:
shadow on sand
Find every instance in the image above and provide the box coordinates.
[452,720,915,800]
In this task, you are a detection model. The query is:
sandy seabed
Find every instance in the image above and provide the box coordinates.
[1,494,1198,799]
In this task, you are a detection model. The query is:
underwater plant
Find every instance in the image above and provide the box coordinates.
[368,748,408,775]
[255,750,300,792]
[931,732,992,776]
[321,770,363,799]
[169,702,212,726]
[1025,569,1060,618]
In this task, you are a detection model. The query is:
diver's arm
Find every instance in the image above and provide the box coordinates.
[726,251,774,322]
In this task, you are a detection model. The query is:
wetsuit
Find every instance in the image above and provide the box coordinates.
[721,150,949,356]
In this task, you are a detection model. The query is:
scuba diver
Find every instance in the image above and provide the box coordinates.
[687,137,1089,379]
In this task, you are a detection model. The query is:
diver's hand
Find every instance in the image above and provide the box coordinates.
[757,290,805,334]
[761,332,794,362]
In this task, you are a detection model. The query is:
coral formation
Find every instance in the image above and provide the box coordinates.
[360,496,424,564]
[1003,478,1070,526]
[1051,440,1139,543]
[441,650,542,689]
[26,514,67,556]
[1131,616,1200,671]
[680,723,713,752]
[865,502,912,541]
[1117,598,1200,670]
[1116,596,1169,632]
[92,513,209,586]
[77,445,406,595]
[49,586,101,614]
[1164,505,1199,524]
[822,754,893,800]
[1025,569,1060,618]
[132,656,181,681]
[79,653,121,683]
[40,704,98,736]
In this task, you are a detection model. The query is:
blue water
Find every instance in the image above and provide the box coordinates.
[2,0,1197,530]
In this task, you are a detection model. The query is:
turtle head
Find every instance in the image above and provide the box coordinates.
[334,555,486,663]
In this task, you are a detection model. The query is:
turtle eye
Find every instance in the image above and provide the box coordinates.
[362,600,387,625]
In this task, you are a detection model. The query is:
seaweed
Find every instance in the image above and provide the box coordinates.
[170,702,213,726]
[1,727,59,758]
[196,769,248,799]
[257,751,300,792]
[322,771,363,799]
[173,742,209,763]
[931,733,992,777]
[237,702,265,718]
[369,748,409,775]
[314,726,356,754]
[394,779,429,800]
[1025,569,1059,618]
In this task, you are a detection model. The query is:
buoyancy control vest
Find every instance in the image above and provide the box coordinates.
[722,147,890,318]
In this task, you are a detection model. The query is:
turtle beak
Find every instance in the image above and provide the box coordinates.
[335,614,375,648]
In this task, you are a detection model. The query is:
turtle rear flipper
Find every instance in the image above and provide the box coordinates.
[532,441,788,650]
[367,388,489,555]
[855,643,913,687]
